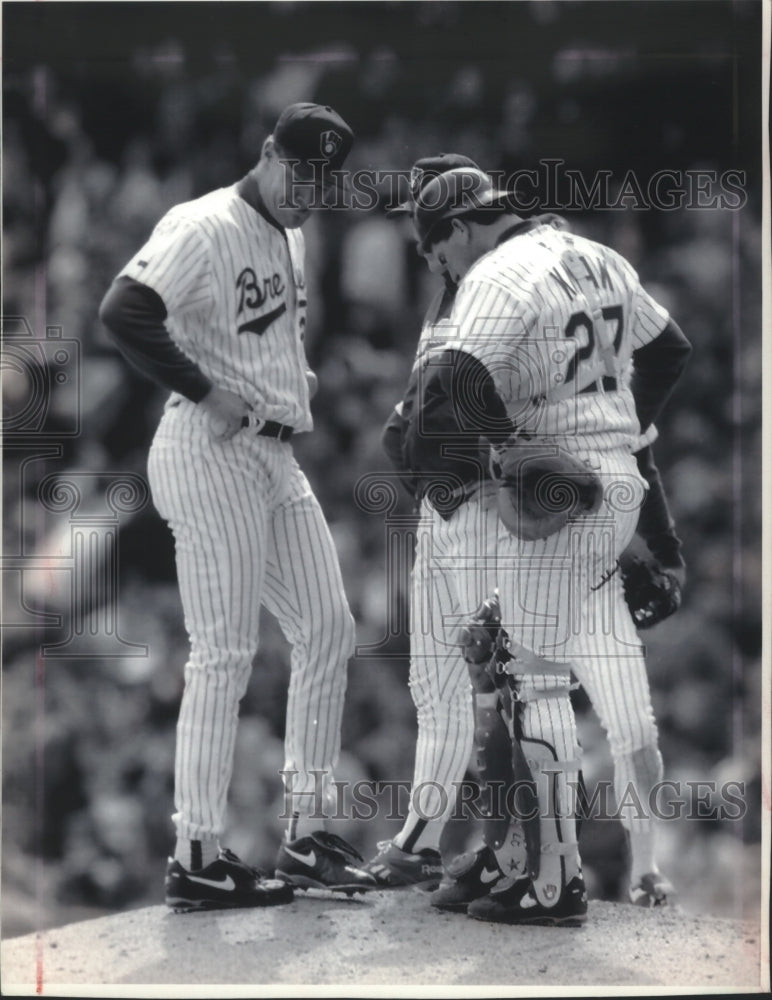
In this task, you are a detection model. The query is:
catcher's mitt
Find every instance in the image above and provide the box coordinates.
[620,553,682,629]
[497,448,603,541]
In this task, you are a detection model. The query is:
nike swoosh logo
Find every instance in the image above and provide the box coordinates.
[186,873,236,891]
[480,868,500,884]
[283,845,317,867]
[237,303,287,336]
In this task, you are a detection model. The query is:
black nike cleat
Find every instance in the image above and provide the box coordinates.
[430,845,504,912]
[165,847,294,912]
[467,873,588,926]
[274,831,378,894]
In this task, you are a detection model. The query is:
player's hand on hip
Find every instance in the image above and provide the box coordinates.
[199,386,251,441]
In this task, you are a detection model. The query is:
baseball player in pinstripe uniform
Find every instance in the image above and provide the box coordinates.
[366,165,690,925]
[363,158,684,912]
[361,155,486,894]
[100,102,378,911]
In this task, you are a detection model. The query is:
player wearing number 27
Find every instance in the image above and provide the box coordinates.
[99,102,378,910]
[398,168,691,924]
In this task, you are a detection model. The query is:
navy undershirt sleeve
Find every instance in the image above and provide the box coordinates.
[634,445,685,569]
[631,319,692,433]
[99,276,213,403]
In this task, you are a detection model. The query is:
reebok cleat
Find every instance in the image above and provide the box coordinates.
[363,840,444,891]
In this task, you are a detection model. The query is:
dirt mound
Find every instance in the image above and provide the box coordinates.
[1,889,765,995]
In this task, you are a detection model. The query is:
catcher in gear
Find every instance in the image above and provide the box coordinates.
[433,428,687,913]
[398,165,691,925]
[363,158,690,920]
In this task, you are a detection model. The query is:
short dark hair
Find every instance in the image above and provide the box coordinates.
[424,204,512,249]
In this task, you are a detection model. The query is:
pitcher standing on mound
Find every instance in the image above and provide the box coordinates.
[100,102,378,911]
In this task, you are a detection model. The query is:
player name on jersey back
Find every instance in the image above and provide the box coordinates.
[440,224,670,453]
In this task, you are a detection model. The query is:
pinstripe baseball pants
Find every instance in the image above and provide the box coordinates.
[404,491,499,831]
[148,401,355,842]
[403,449,654,856]
[493,451,643,773]
[569,575,663,843]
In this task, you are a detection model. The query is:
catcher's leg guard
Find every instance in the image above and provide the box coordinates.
[461,593,517,852]
[470,683,530,874]
[473,697,515,850]
[511,666,583,909]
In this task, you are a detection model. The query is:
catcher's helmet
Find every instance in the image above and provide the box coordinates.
[413,168,512,251]
[388,153,481,216]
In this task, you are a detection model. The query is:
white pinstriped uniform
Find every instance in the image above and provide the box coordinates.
[446,226,667,450]
[444,223,669,900]
[568,576,661,850]
[442,224,669,653]
[121,188,313,429]
[122,185,355,843]
[388,302,483,835]
[405,489,497,830]
[402,224,669,891]
[406,488,662,857]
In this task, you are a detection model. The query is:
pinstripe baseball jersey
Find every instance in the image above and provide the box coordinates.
[440,223,670,453]
[120,185,312,431]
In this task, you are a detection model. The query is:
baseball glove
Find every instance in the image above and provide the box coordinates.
[496,448,603,541]
[619,553,682,629]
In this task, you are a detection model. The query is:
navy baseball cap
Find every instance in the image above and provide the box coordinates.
[413,167,511,251]
[273,102,354,189]
[387,153,481,216]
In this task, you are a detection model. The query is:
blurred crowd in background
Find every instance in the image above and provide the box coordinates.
[2,1,764,937]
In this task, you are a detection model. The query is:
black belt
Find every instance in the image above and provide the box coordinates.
[240,416,294,441]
